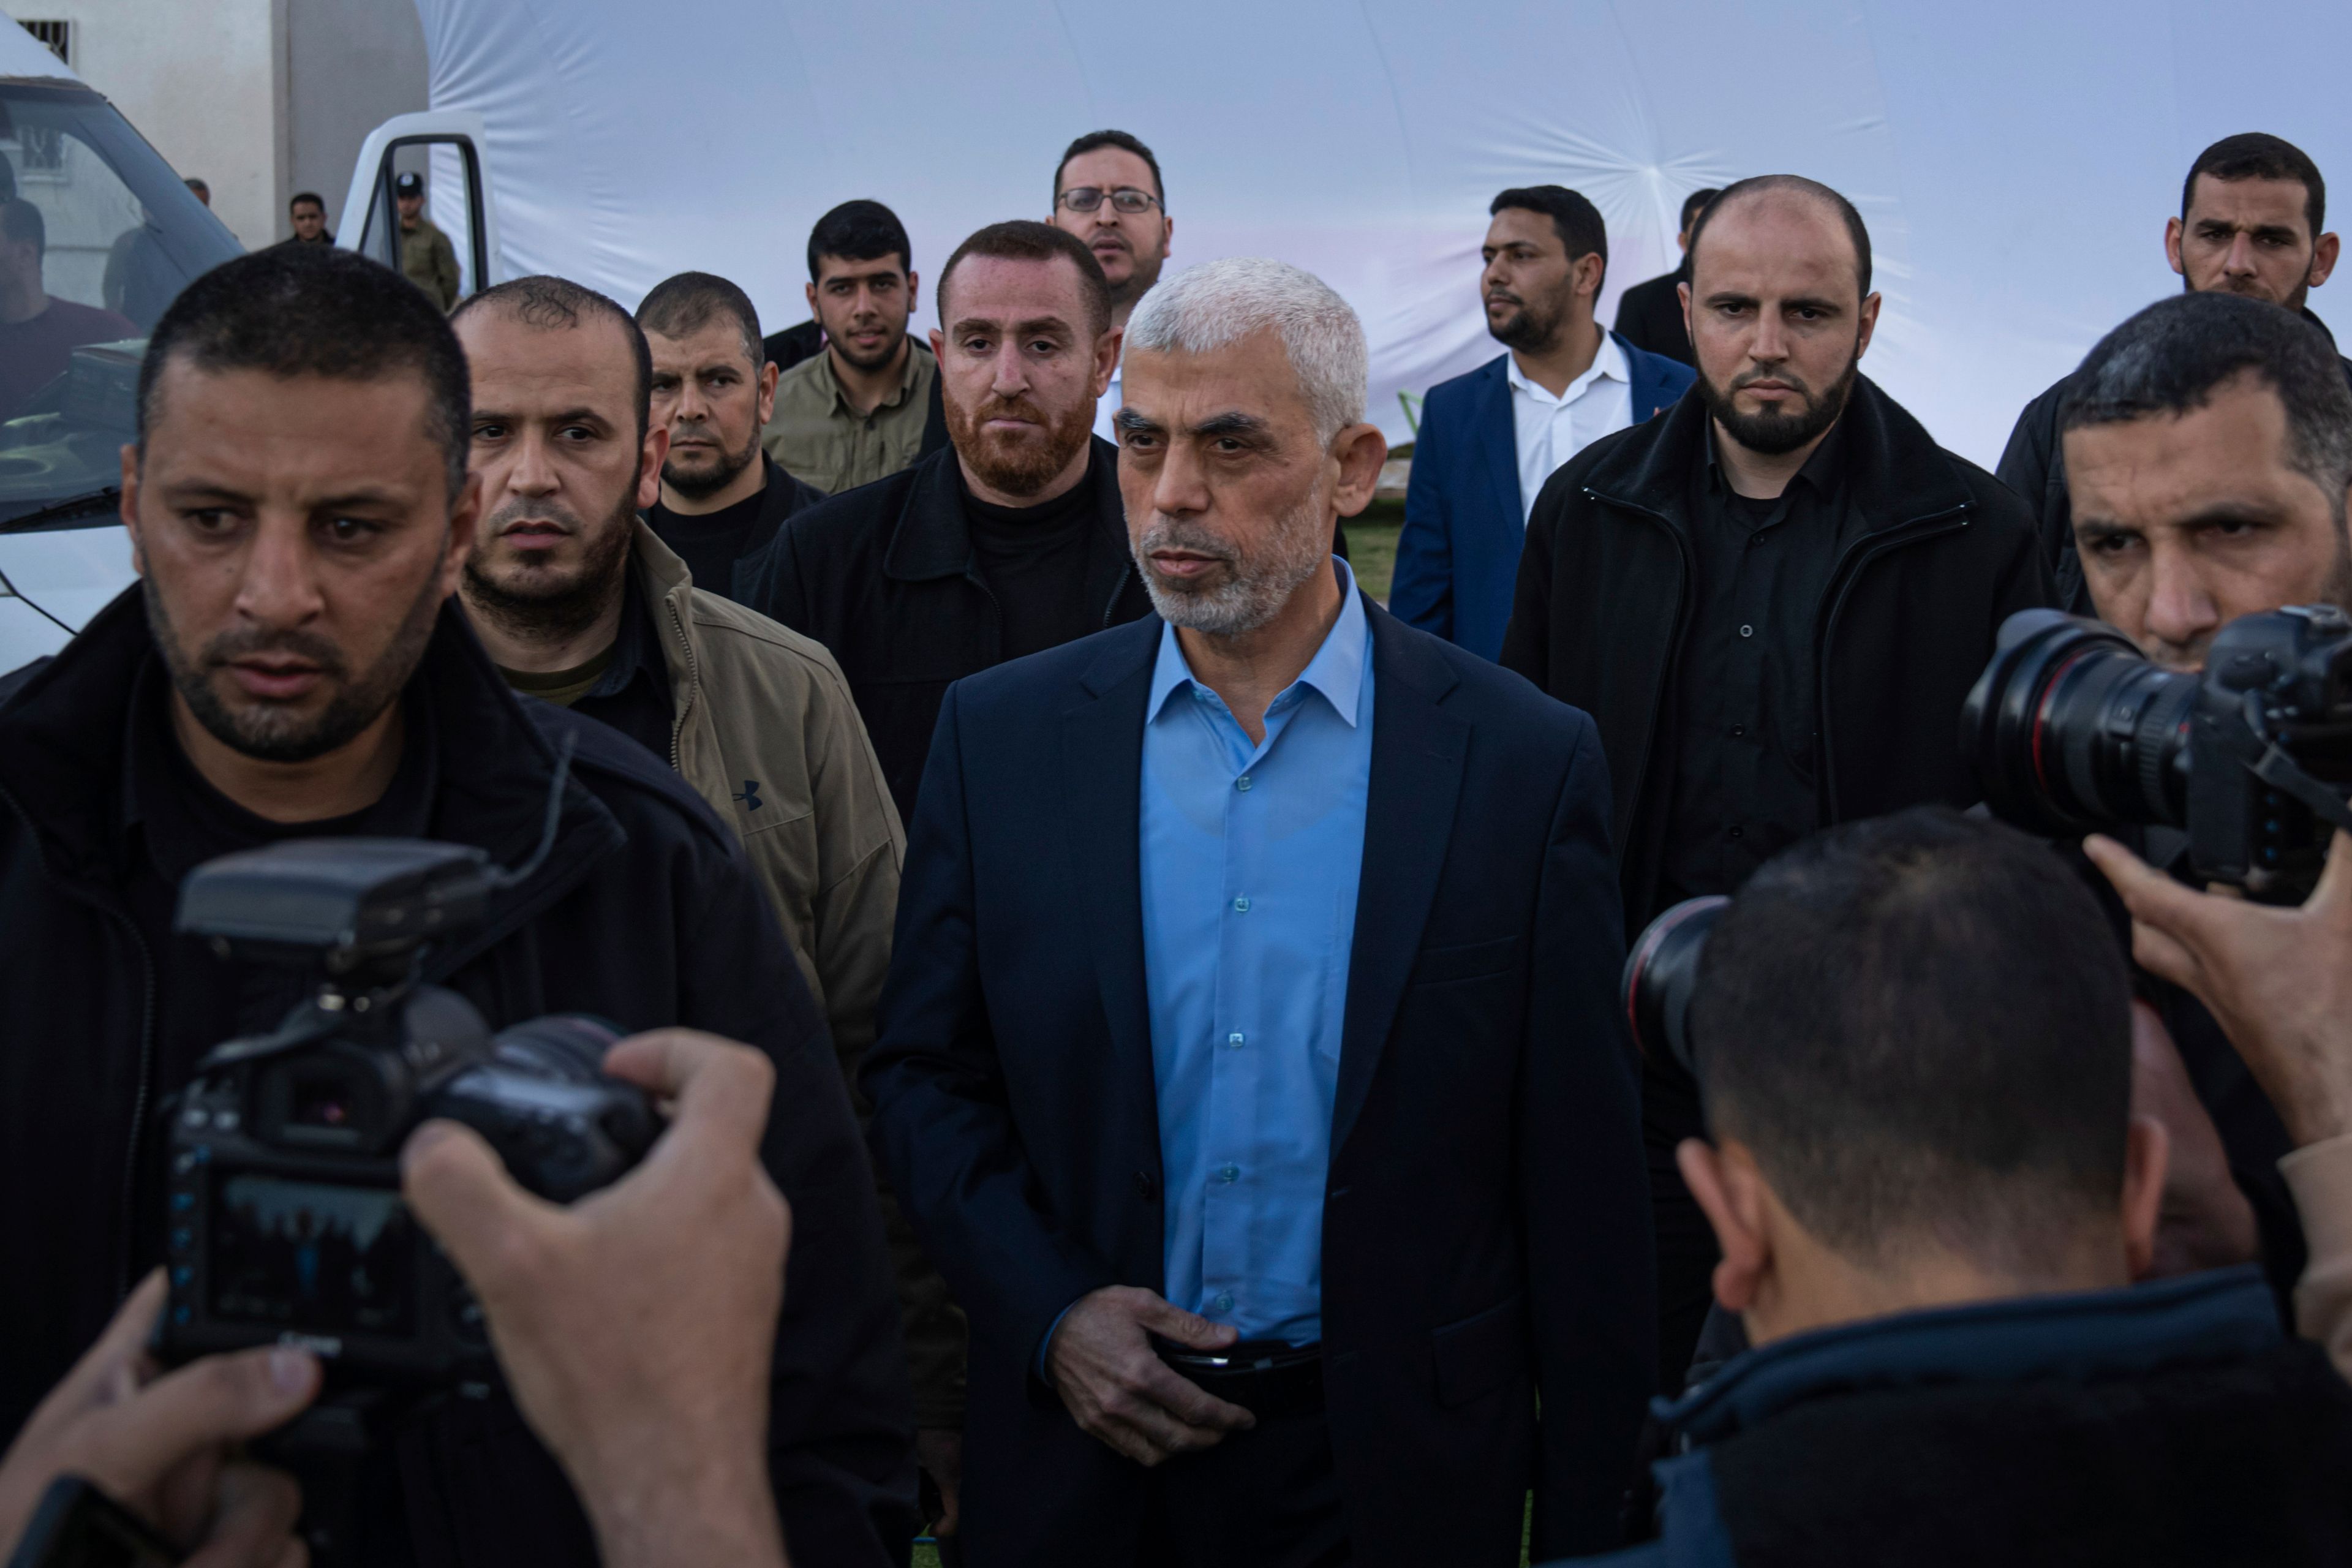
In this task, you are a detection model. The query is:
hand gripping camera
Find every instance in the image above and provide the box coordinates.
[157,836,659,1385]
[1961,605,2352,901]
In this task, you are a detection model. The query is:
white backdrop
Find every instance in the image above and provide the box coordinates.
[414,0,2352,464]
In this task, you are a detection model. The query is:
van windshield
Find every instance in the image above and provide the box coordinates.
[0,78,239,530]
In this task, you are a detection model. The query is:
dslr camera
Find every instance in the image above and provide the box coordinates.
[1962,605,2352,901]
[157,837,658,1386]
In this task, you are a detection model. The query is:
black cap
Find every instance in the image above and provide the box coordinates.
[394,171,423,198]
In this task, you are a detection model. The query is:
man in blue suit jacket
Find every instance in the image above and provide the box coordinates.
[865,257,1653,1568]
[1393,187,1695,659]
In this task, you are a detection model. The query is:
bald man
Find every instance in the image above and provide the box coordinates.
[1498,174,2055,1390]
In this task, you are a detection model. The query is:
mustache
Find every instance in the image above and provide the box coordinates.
[967,393,1053,429]
[1730,367,1815,397]
[1138,514,1240,563]
[197,625,349,680]
[486,497,591,533]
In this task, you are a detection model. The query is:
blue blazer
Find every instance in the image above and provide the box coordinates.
[1393,336,1695,660]
[864,601,1654,1566]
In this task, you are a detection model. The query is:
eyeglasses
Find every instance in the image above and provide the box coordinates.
[1057,186,1162,216]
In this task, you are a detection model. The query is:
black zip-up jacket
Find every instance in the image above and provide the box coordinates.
[0,590,914,1568]
[737,435,1153,824]
[1501,375,2056,930]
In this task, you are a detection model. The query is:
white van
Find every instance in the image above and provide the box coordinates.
[0,20,496,671]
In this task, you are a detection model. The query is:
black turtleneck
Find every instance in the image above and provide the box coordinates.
[959,447,1104,661]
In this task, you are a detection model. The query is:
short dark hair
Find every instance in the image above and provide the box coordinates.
[2184,132,2325,238]
[936,219,1112,339]
[1489,186,1608,289]
[1688,174,1873,298]
[636,271,763,368]
[0,197,42,255]
[183,178,208,197]
[1055,129,1165,207]
[288,191,325,214]
[1679,187,1722,233]
[1688,808,2132,1275]
[2061,290,2352,505]
[138,246,470,499]
[806,199,911,284]
[453,274,653,445]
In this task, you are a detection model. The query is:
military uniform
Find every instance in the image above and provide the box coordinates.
[761,337,937,496]
[400,215,461,310]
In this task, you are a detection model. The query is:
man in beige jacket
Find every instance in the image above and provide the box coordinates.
[449,272,902,1087]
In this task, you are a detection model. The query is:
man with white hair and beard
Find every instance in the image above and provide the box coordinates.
[864,255,1653,1567]
[741,219,1154,826]
[1498,174,2055,1396]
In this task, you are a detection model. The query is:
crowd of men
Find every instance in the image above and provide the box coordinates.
[5,124,2352,1568]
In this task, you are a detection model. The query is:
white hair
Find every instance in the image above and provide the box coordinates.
[1123,256,1367,444]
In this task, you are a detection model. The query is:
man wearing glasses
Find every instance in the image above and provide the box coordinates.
[1049,130,1174,440]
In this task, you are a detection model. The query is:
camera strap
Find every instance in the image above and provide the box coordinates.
[2230,691,2352,836]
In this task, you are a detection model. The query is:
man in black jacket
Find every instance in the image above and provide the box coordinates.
[1500,175,2054,1391]
[636,270,826,605]
[1561,810,2352,1568]
[0,246,915,1567]
[2000,132,2350,611]
[740,219,1153,824]
[1609,187,1718,368]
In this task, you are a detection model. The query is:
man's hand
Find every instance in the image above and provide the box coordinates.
[2087,831,2352,1147]
[0,1270,319,1567]
[916,1428,961,1537]
[1043,1286,1254,1467]
[2130,999,2260,1275]
[401,1028,791,1568]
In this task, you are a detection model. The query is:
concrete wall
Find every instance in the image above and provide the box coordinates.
[6,0,284,249]
[286,0,428,239]
[4,0,426,250]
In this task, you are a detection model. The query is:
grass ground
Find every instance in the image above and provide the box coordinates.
[1347,497,1403,605]
[910,1491,1534,1566]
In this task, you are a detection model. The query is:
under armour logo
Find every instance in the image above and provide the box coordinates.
[731,780,763,812]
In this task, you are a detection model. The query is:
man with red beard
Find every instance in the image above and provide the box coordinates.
[1499,175,2054,1397]
[742,220,1153,826]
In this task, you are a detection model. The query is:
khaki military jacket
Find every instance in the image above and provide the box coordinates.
[635,528,965,1425]
[760,337,936,496]
[400,216,461,310]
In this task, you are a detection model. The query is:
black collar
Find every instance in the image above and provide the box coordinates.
[581,565,663,703]
[0,587,620,916]
[883,435,1127,583]
[1584,372,1969,534]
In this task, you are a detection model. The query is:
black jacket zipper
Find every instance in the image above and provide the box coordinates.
[1580,485,1694,861]
[1811,502,1972,819]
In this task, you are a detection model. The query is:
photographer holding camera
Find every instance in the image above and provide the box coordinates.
[1,1029,798,1568]
[0,247,913,1565]
[1580,810,2352,1566]
[2005,289,2352,1302]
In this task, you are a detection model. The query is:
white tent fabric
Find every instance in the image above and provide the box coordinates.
[415,0,2352,462]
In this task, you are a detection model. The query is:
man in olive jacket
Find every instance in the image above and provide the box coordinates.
[1499,176,2054,1395]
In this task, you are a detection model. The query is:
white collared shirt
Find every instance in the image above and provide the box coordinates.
[1505,331,1633,524]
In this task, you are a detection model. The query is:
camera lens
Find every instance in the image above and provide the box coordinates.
[1622,896,1728,1078]
[491,1015,623,1081]
[1961,609,2196,835]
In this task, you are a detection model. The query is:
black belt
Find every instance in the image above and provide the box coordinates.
[1156,1338,1325,1419]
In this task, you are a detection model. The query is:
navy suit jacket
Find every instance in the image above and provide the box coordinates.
[1393,337,1695,660]
[864,599,1654,1567]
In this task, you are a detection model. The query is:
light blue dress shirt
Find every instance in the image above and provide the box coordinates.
[1138,559,1374,1345]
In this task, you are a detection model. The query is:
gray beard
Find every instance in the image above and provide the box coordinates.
[1135,492,1330,637]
